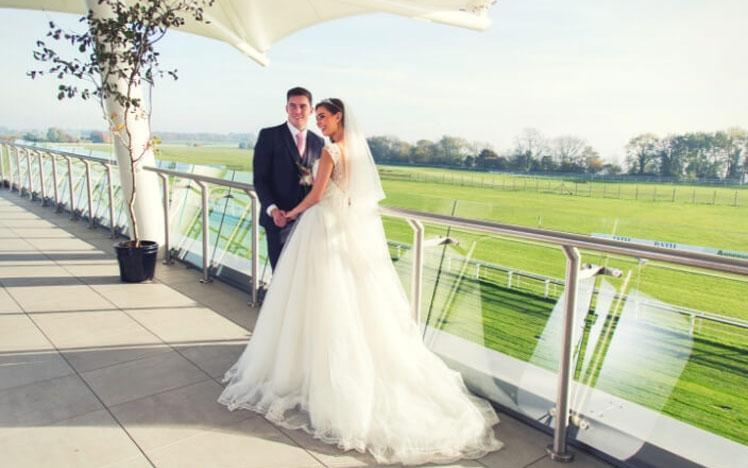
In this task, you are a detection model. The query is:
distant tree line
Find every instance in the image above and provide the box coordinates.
[367,128,621,175]
[20,127,80,143]
[625,128,747,180]
[7,125,746,181]
[6,127,255,148]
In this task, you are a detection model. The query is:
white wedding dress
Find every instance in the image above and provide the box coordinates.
[218,141,503,465]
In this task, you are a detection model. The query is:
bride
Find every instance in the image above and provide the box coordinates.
[218,98,503,465]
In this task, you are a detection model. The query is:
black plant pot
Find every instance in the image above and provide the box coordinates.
[114,240,159,283]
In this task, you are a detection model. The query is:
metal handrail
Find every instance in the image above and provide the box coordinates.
[10,142,117,165]
[4,142,748,463]
[379,206,748,277]
[1,143,121,233]
[148,166,250,191]
[142,165,261,305]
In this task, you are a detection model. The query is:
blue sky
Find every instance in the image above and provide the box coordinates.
[1,0,746,162]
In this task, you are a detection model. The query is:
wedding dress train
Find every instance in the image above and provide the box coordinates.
[218,142,502,465]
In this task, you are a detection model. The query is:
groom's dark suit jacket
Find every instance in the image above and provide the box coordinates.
[253,123,324,228]
[253,123,324,268]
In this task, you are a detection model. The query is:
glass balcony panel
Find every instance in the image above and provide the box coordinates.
[565,259,748,466]
[382,209,566,433]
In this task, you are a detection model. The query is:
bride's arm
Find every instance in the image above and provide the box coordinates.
[286,149,334,219]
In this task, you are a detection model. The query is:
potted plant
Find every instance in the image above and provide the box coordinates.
[29,0,214,282]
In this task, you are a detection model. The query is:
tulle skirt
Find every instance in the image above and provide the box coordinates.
[218,197,503,465]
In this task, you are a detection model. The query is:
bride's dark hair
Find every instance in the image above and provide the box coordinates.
[315,98,345,127]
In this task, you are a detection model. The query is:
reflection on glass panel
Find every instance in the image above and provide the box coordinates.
[0,147,9,178]
[41,156,56,200]
[392,218,563,426]
[70,160,88,213]
[89,163,109,222]
[571,285,693,461]
[165,166,267,286]
[515,276,595,424]
[566,265,747,466]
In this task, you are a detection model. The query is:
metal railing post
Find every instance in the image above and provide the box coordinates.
[547,245,580,463]
[246,189,260,306]
[0,144,5,187]
[14,146,22,192]
[25,148,33,199]
[83,160,94,228]
[7,146,13,190]
[406,219,425,324]
[50,152,61,211]
[105,164,116,237]
[37,151,47,205]
[158,173,173,264]
[196,180,211,283]
[64,156,76,218]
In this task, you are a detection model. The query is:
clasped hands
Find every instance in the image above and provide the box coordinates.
[271,208,299,228]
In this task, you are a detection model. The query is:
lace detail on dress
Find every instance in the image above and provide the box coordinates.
[324,143,346,186]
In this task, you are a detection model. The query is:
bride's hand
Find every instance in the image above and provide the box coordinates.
[285,210,299,221]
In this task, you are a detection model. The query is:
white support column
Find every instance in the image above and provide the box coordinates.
[87,0,164,244]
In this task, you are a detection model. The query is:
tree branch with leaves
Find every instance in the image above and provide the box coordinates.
[29,0,214,246]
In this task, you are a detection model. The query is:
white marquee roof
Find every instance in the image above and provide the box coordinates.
[1,1,495,66]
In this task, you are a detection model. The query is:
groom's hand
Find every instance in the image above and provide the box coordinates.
[271,208,287,228]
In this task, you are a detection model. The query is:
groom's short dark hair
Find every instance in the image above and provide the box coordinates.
[287,87,312,105]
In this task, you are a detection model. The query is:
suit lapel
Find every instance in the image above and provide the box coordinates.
[281,124,302,166]
[305,132,322,166]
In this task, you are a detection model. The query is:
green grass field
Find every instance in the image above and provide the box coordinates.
[380,165,748,207]
[377,178,748,320]
[156,145,252,171]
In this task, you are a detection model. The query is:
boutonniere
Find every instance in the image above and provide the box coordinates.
[296,161,313,186]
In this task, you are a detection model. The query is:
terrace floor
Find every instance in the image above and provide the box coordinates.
[0,189,611,468]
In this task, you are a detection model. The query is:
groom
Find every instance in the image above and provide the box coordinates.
[253,87,325,271]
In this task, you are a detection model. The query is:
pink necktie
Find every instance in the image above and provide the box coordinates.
[295,132,306,158]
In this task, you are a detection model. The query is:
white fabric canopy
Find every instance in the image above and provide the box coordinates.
[1,0,495,65]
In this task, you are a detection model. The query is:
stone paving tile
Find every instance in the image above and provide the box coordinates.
[0,287,22,315]
[80,350,209,407]
[478,414,550,468]
[5,283,114,312]
[0,409,144,468]
[9,227,75,239]
[0,374,102,440]
[0,315,56,352]
[145,415,324,468]
[176,341,248,380]
[124,306,250,344]
[0,263,76,281]
[526,450,613,468]
[0,352,74,393]
[0,238,36,252]
[91,282,200,309]
[109,379,247,451]
[25,236,102,252]
[32,309,168,373]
